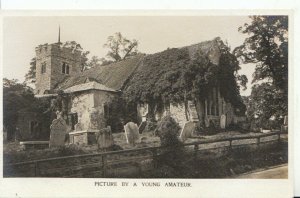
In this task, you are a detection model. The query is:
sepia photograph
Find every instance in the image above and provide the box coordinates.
[1,14,290,180]
[2,15,289,179]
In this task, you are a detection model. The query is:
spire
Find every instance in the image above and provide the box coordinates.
[58,25,61,43]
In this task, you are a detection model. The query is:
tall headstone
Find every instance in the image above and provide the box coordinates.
[124,122,140,145]
[284,116,288,126]
[188,101,199,122]
[205,117,210,127]
[96,126,114,149]
[49,117,67,148]
[179,121,195,142]
[220,114,226,129]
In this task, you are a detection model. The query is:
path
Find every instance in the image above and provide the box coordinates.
[236,164,288,179]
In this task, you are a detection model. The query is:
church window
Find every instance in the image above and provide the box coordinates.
[41,62,46,74]
[62,62,70,74]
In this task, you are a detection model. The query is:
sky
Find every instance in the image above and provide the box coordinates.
[2,16,255,95]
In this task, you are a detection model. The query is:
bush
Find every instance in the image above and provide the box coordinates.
[153,115,188,173]
[155,116,181,146]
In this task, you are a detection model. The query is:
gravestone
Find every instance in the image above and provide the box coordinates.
[188,101,199,122]
[204,117,210,127]
[96,126,114,149]
[220,114,226,129]
[49,117,67,148]
[124,122,140,145]
[179,121,195,142]
[284,116,288,126]
[138,121,147,134]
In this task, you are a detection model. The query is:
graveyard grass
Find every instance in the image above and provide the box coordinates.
[3,131,281,164]
[3,131,251,164]
[3,131,288,178]
[3,131,160,164]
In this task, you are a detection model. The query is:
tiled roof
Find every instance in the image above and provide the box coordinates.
[54,54,144,91]
[54,38,222,93]
[64,81,118,93]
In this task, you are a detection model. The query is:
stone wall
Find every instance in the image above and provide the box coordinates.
[70,90,117,131]
[137,102,188,128]
[35,43,82,94]
[136,87,241,129]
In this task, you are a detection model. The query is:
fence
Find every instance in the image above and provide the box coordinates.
[3,131,287,177]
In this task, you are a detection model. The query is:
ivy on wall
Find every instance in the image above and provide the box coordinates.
[123,38,246,114]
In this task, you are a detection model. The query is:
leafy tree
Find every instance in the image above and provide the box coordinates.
[84,56,114,70]
[24,58,36,84]
[234,16,288,94]
[235,16,288,126]
[103,32,139,62]
[3,78,50,140]
[244,83,286,129]
[99,57,114,66]
[84,56,101,70]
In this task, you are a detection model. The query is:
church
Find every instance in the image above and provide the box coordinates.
[17,36,246,143]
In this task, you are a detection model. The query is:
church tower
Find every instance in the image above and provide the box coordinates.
[35,28,82,95]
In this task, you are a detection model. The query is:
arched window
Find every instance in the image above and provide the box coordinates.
[62,63,66,73]
[66,65,69,74]
[62,62,70,74]
[41,62,46,74]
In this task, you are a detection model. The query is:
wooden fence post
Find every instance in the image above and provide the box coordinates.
[194,144,199,162]
[229,140,232,151]
[152,148,158,168]
[102,155,107,177]
[257,137,260,147]
[34,162,39,177]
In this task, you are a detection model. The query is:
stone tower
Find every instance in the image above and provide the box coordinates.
[35,42,82,95]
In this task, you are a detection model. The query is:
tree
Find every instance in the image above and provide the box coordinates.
[103,32,139,62]
[3,78,51,141]
[84,56,101,70]
[244,83,286,129]
[234,16,288,93]
[235,16,288,126]
[3,78,35,140]
[24,58,36,84]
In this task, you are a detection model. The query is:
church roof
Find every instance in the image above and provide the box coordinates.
[122,38,224,101]
[54,38,223,94]
[54,54,144,92]
[63,81,118,93]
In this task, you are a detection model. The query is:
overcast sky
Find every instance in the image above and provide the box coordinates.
[3,16,255,95]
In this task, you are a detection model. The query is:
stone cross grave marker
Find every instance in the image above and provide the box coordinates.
[179,121,195,142]
[220,114,226,129]
[49,117,67,148]
[97,126,114,149]
[124,122,140,145]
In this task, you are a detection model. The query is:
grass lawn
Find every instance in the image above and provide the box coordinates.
[3,130,285,164]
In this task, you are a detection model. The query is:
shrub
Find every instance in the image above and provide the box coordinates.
[155,116,181,146]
